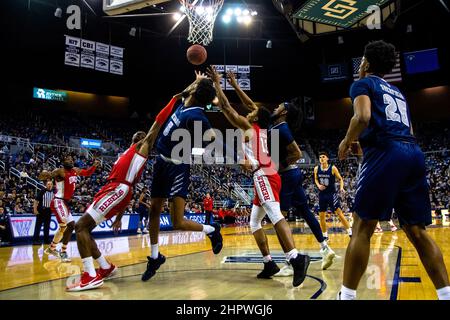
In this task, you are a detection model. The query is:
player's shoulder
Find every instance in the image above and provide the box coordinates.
[350,76,375,99]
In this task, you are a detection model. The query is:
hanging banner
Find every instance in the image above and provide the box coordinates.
[213,65,251,91]
[80,39,95,69]
[95,42,110,73]
[110,45,124,75]
[64,35,124,75]
[64,35,80,67]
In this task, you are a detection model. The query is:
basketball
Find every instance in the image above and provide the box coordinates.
[187,44,207,65]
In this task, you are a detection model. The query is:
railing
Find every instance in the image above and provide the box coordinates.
[9,167,44,189]
[231,182,252,205]
[37,151,45,162]
[0,160,5,171]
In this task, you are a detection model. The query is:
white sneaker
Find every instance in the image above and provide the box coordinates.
[143,228,149,234]
[320,246,336,270]
[273,263,293,277]
[390,226,398,232]
[137,228,142,234]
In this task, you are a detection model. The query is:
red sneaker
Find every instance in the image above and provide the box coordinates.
[97,263,118,280]
[66,272,103,292]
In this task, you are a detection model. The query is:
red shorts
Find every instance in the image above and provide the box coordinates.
[86,182,132,224]
[252,170,281,206]
[50,198,74,225]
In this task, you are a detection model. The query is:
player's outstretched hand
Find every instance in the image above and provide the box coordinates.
[206,66,221,84]
[338,138,352,160]
[226,71,238,87]
[93,159,101,167]
[112,218,122,235]
[195,70,207,81]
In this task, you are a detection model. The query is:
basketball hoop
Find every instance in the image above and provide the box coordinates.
[179,0,224,46]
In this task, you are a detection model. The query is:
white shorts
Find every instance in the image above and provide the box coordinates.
[86,183,131,225]
[51,199,74,225]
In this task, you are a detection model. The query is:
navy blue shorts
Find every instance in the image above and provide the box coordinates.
[319,192,341,212]
[150,156,191,200]
[353,142,431,226]
[279,168,308,212]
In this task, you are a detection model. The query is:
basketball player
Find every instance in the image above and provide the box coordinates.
[314,152,352,240]
[207,66,310,287]
[226,71,335,273]
[337,40,450,300]
[39,156,100,262]
[142,73,223,282]
[137,187,150,234]
[66,85,186,291]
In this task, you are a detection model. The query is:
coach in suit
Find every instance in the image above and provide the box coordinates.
[32,181,54,245]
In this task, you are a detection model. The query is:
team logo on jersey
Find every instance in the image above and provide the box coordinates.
[68,176,78,184]
[99,189,125,212]
[256,176,271,201]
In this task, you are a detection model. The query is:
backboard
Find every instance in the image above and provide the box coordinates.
[103,0,171,16]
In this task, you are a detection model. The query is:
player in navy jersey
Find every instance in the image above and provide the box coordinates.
[269,103,336,275]
[314,152,352,240]
[337,40,449,300]
[142,72,223,282]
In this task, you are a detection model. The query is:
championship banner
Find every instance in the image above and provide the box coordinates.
[80,39,95,69]
[65,35,81,67]
[64,35,125,75]
[213,65,251,91]
[110,46,124,75]
[95,42,110,73]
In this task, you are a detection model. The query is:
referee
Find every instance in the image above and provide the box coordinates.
[33,180,54,245]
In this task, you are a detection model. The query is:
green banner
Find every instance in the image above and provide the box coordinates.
[294,0,390,28]
[33,87,68,102]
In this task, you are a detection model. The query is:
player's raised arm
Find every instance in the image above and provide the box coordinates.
[226,71,258,112]
[39,168,64,181]
[338,94,372,160]
[206,66,251,131]
[74,159,101,177]
[332,166,345,193]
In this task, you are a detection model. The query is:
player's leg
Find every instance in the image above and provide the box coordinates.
[339,214,378,299]
[402,224,450,299]
[60,219,75,261]
[335,208,352,236]
[318,194,329,240]
[67,214,103,292]
[148,197,165,260]
[250,204,279,278]
[45,199,66,257]
[394,145,450,299]
[255,173,310,287]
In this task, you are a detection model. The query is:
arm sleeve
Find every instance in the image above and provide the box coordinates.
[155,97,178,125]
[79,166,96,177]
[350,79,371,102]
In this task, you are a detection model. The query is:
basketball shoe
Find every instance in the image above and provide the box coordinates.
[207,223,223,254]
[141,253,166,282]
[97,263,117,280]
[290,254,311,287]
[320,246,336,270]
[66,272,103,292]
[257,260,280,279]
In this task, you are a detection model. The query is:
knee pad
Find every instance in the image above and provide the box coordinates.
[262,202,284,225]
[250,206,266,233]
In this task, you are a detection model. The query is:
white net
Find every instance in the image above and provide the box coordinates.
[180,0,224,46]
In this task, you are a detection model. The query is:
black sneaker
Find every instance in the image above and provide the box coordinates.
[207,223,223,254]
[141,253,166,282]
[290,254,311,287]
[257,260,280,279]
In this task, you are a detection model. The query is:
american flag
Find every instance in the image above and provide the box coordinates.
[352,53,402,83]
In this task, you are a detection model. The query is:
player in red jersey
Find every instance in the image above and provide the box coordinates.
[207,67,310,287]
[39,156,100,262]
[66,73,204,292]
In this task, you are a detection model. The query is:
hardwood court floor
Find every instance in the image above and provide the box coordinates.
[0,223,449,300]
